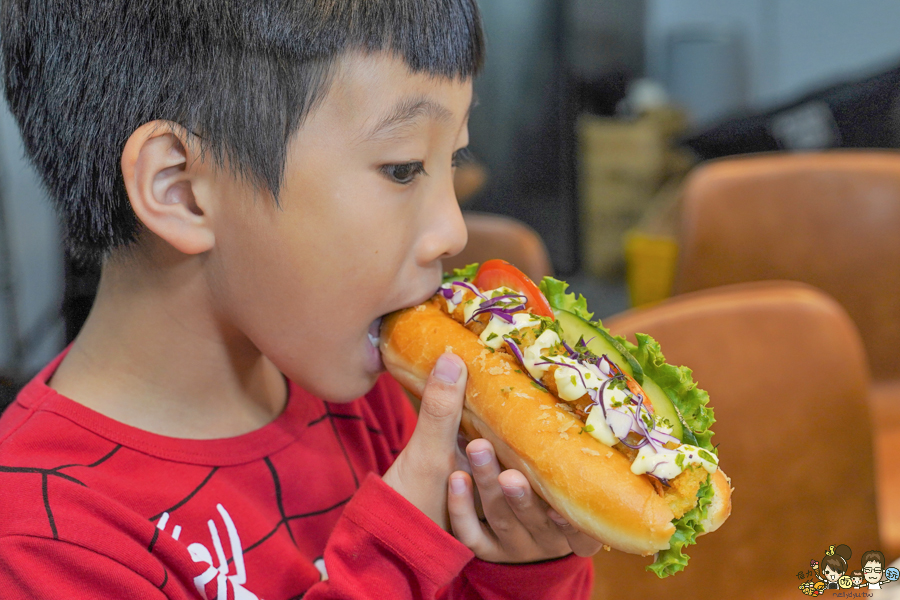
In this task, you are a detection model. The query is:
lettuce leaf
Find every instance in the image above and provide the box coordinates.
[442,263,480,284]
[619,333,716,454]
[621,334,717,577]
[538,275,719,577]
[538,277,594,321]
[538,276,715,452]
[647,474,714,577]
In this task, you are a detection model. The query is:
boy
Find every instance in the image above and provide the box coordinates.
[0,1,598,598]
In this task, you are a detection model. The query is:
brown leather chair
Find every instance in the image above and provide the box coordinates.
[676,151,900,382]
[675,151,900,560]
[590,281,879,600]
[442,211,553,282]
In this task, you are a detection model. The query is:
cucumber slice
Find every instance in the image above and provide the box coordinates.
[552,308,639,378]
[595,328,644,384]
[552,308,684,441]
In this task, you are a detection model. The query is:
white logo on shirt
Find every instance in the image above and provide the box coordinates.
[313,556,328,581]
[157,504,261,600]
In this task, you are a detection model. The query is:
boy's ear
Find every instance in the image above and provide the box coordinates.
[120,121,215,255]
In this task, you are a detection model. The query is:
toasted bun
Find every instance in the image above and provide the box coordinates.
[702,469,732,534]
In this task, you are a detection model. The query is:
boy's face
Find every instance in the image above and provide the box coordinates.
[208,52,472,401]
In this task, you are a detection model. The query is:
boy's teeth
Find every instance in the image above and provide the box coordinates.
[368,317,383,347]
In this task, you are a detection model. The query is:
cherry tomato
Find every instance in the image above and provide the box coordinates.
[473,259,555,318]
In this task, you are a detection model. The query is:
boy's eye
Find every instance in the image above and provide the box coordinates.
[381,161,426,185]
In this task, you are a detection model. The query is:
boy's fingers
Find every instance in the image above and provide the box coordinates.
[547,509,605,557]
[408,353,468,460]
[496,469,568,555]
[466,439,510,517]
[496,469,550,529]
[447,471,494,554]
[466,440,532,547]
[455,434,474,476]
[382,354,467,530]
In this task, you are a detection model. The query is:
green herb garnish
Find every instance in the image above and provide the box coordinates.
[442,263,480,284]
[698,449,717,464]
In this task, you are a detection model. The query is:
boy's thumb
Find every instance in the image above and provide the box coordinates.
[411,353,468,451]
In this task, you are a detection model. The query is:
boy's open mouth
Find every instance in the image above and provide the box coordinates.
[368,317,383,348]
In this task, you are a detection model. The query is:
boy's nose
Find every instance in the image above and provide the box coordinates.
[420,179,468,263]
[441,198,468,260]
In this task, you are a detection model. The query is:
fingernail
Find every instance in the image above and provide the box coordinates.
[469,450,491,466]
[548,510,569,526]
[450,476,466,495]
[433,354,462,384]
[501,485,524,498]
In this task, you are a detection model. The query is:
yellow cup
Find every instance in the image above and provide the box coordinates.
[624,232,679,308]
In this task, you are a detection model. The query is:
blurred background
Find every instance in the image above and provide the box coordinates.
[2,1,900,597]
[462,0,900,297]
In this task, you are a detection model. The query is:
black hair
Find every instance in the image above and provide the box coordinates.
[1,0,484,260]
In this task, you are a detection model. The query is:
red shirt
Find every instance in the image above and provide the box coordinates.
[0,351,592,599]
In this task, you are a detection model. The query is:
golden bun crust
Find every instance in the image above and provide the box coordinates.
[381,300,685,555]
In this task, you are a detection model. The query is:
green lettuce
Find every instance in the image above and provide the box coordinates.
[621,333,717,577]
[618,333,715,453]
[538,276,593,320]
[442,263,480,284]
[539,275,715,453]
[538,275,718,577]
[647,475,714,577]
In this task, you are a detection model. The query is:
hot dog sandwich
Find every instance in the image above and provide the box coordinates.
[380,260,732,576]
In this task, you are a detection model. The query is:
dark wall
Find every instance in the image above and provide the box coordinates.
[467,0,645,275]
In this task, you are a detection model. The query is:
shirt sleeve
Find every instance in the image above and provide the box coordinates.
[303,474,594,600]
[0,535,171,600]
[441,553,594,600]
[301,473,474,600]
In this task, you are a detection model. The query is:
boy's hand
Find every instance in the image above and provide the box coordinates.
[382,353,470,530]
[382,351,603,563]
[447,439,605,563]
